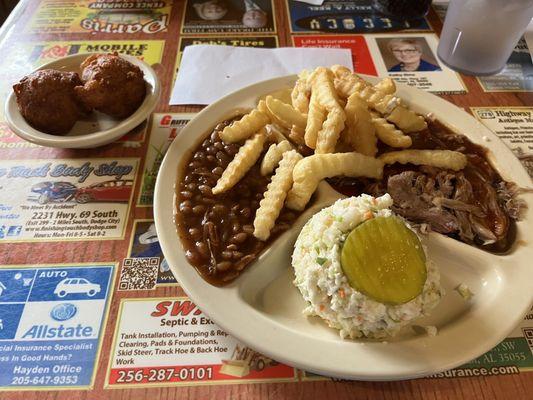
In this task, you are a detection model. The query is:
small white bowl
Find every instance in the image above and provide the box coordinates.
[5,53,161,148]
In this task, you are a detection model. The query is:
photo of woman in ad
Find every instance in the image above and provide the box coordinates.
[385,38,441,72]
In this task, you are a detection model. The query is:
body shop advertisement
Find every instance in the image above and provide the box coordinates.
[0,158,138,242]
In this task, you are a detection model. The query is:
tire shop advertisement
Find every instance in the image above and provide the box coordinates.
[0,264,114,389]
[0,158,138,242]
[107,298,296,387]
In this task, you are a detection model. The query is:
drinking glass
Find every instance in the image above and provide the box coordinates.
[437,0,533,75]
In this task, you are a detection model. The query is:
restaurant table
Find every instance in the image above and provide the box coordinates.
[0,1,532,399]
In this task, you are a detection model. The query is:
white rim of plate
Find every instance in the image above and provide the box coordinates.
[154,75,533,381]
[4,53,161,149]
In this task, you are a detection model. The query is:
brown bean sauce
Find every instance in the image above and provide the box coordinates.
[175,118,300,286]
[330,119,516,253]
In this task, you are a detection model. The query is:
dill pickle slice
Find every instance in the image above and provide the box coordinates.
[340,216,427,305]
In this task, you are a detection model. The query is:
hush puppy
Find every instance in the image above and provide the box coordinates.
[76,53,146,119]
[13,69,89,135]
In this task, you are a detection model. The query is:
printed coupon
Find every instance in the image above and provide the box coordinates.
[292,35,377,76]
[286,0,431,33]
[365,33,466,93]
[139,113,195,206]
[107,298,296,387]
[471,107,533,177]
[119,219,177,290]
[26,0,172,34]
[182,0,276,34]
[0,158,138,242]
[0,264,114,388]
[477,38,533,92]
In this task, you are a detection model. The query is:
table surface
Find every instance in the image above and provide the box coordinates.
[0,1,532,399]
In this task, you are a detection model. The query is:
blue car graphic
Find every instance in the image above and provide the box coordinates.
[29,181,78,204]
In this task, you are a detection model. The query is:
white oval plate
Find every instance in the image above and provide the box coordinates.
[5,53,160,148]
[154,75,533,381]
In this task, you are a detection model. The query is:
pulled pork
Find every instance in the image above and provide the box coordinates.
[368,166,525,252]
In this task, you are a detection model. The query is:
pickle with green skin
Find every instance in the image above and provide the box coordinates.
[340,216,427,305]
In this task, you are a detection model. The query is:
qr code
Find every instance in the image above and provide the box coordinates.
[119,257,159,291]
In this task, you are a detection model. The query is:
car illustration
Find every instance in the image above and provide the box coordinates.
[54,278,101,298]
[29,181,78,204]
[75,180,133,203]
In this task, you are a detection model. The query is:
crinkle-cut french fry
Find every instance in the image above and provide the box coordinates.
[259,88,293,105]
[220,105,270,143]
[286,152,384,210]
[372,94,402,115]
[355,83,425,133]
[261,98,305,146]
[291,70,311,114]
[315,108,345,154]
[265,124,289,143]
[265,95,307,131]
[386,105,427,133]
[371,113,412,148]
[254,150,302,240]
[304,91,326,149]
[374,77,396,95]
[260,140,293,176]
[379,149,467,171]
[309,67,346,153]
[257,99,270,115]
[310,67,343,112]
[331,65,367,99]
[358,82,398,115]
[212,132,266,194]
[330,64,352,78]
[344,93,377,157]
[289,125,305,146]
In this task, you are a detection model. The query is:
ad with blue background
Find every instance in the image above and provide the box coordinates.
[0,264,114,388]
[287,0,431,33]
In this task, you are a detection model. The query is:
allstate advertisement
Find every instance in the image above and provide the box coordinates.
[0,158,138,242]
[0,264,114,388]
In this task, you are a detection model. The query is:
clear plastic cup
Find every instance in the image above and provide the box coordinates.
[437,0,533,76]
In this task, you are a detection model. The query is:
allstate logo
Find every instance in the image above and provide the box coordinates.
[50,303,77,321]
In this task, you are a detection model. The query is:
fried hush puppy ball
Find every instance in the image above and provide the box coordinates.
[76,53,146,119]
[13,70,89,135]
